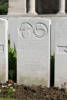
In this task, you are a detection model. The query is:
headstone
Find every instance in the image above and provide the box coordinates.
[8,17,51,87]
[0,18,8,82]
[55,18,67,87]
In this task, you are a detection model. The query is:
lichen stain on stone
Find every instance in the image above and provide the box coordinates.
[18,76,48,87]
[0,73,6,83]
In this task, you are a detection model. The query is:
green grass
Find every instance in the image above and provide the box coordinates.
[0,98,17,100]
[0,98,33,100]
[0,98,32,100]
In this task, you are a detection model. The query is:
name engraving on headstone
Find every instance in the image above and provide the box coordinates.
[57,45,67,54]
[0,44,4,53]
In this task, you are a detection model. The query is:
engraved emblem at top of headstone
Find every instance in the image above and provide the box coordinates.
[19,22,33,38]
[34,23,48,38]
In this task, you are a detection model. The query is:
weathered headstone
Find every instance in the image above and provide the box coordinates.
[55,18,67,87]
[8,17,51,87]
[0,18,8,82]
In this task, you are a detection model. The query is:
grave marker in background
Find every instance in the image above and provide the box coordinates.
[55,18,67,87]
[0,18,8,82]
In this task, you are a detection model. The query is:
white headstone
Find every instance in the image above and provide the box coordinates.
[8,17,51,86]
[55,17,67,87]
[0,18,8,82]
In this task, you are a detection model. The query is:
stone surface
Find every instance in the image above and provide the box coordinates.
[8,17,51,87]
[0,18,8,83]
[55,17,67,87]
[28,0,36,14]
[8,0,26,15]
[58,0,65,14]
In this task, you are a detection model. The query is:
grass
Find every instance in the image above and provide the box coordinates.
[0,98,32,100]
[0,98,33,100]
[0,98,17,100]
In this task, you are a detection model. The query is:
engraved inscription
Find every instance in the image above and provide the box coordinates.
[34,23,48,38]
[0,44,4,53]
[57,45,67,54]
[19,22,33,38]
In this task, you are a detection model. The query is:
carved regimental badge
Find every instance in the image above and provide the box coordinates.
[19,22,33,38]
[19,22,48,39]
[34,23,48,38]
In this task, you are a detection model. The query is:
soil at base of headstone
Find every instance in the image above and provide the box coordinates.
[0,81,67,100]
